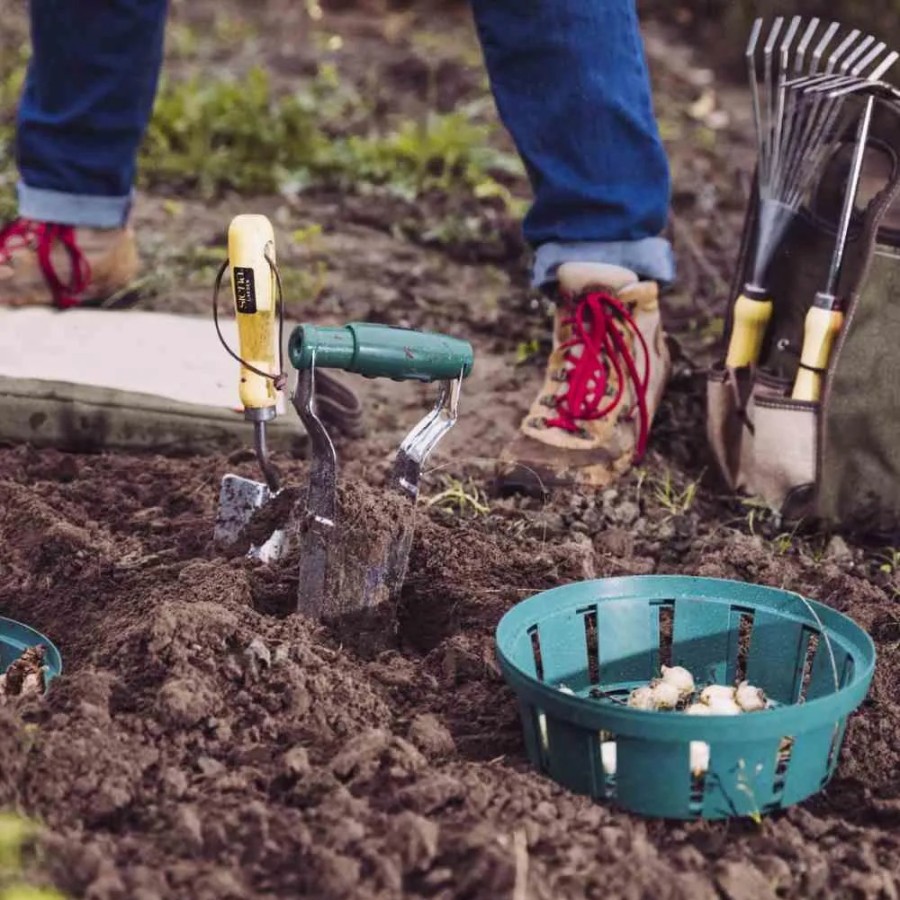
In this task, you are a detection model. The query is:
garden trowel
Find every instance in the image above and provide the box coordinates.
[213,214,287,562]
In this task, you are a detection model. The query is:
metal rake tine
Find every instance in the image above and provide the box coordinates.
[763,17,785,189]
[794,18,821,74]
[746,18,766,183]
[810,21,840,74]
[852,40,888,76]
[869,48,900,82]
[777,28,867,194]
[803,73,864,94]
[784,72,845,89]
[773,17,803,189]
[839,34,875,75]
[778,18,824,189]
[783,84,860,209]
[802,42,886,94]
[827,77,900,104]
[745,16,763,57]
[829,29,863,73]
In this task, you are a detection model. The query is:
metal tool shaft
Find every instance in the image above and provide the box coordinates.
[826,93,876,295]
[252,420,280,494]
[292,362,338,618]
[391,376,462,500]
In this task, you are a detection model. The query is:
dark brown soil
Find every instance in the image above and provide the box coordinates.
[2,1,900,898]
[1,443,899,899]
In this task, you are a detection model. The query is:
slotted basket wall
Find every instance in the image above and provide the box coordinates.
[495,576,875,820]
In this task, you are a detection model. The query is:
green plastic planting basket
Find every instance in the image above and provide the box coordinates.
[0,617,62,689]
[495,576,876,820]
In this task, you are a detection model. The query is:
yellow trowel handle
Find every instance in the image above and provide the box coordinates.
[724,284,773,368]
[227,214,280,417]
[791,293,844,402]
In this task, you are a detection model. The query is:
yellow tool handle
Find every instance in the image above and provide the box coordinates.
[228,214,279,414]
[791,301,844,402]
[724,287,773,368]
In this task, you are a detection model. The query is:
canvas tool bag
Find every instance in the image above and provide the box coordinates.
[707,98,900,536]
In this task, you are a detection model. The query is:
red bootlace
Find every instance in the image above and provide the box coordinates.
[545,289,651,460]
[0,218,91,309]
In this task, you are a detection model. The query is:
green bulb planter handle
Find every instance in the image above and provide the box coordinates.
[288,323,474,382]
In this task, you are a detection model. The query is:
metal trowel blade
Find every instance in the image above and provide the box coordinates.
[214,474,288,562]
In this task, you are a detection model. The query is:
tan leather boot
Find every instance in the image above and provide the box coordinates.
[0,218,140,308]
[499,261,671,491]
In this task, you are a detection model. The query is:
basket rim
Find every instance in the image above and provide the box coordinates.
[494,575,876,742]
[0,616,63,679]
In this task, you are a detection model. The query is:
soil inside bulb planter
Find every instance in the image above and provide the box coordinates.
[244,479,416,657]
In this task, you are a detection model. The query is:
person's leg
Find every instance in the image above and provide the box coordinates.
[470,0,674,289]
[470,0,674,490]
[2,0,168,306]
[17,0,169,227]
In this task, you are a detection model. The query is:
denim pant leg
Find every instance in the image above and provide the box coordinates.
[16,0,169,228]
[470,0,675,288]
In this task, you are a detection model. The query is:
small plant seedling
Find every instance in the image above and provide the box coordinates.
[650,468,700,516]
[734,758,766,826]
[426,477,490,516]
[515,339,541,365]
[877,547,900,574]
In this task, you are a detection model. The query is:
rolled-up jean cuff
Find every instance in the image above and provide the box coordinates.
[17,182,132,228]
[532,238,676,291]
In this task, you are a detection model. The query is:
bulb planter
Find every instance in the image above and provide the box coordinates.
[495,576,875,821]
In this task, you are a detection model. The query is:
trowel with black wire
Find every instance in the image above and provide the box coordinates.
[212,214,289,562]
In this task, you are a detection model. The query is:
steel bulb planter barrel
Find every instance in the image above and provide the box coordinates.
[495,576,875,820]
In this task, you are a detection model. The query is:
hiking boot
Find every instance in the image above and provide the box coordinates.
[0,218,140,309]
[498,261,671,492]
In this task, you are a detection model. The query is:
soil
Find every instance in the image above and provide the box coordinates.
[2,1,900,899]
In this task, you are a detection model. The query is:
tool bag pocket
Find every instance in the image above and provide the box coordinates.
[706,367,790,495]
[752,396,818,519]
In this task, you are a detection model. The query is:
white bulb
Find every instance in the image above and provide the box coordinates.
[600,741,617,776]
[690,740,710,777]
[558,684,575,695]
[685,702,713,716]
[661,665,695,697]
[538,712,548,750]
[700,684,736,706]
[627,685,657,710]
[706,696,743,716]
[735,680,767,712]
[650,680,681,709]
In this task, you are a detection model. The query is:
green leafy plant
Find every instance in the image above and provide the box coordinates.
[139,66,329,197]
[139,63,523,207]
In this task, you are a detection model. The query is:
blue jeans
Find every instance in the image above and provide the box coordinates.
[16,0,675,287]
